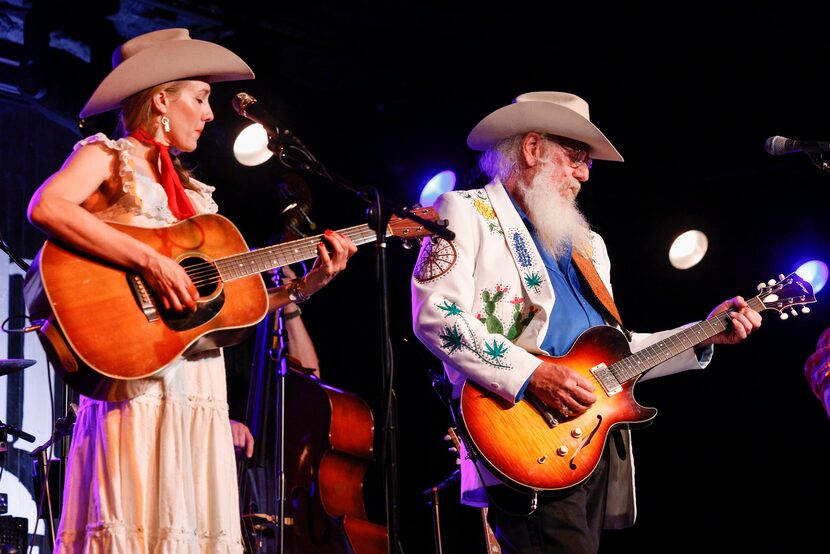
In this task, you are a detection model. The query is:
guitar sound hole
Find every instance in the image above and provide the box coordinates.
[159,255,225,330]
[180,255,220,297]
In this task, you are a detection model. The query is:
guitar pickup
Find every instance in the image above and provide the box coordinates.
[590,363,622,396]
[127,273,160,322]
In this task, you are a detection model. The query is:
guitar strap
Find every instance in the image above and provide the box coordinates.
[572,252,631,340]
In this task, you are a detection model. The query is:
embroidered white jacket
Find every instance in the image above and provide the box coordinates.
[411,179,712,529]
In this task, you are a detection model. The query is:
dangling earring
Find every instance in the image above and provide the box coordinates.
[161,116,171,133]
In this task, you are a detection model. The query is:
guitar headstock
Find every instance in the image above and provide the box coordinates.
[387,207,440,239]
[756,272,817,320]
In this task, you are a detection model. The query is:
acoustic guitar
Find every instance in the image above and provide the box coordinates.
[23,209,437,401]
[458,272,815,492]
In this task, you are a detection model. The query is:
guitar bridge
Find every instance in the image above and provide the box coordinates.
[590,363,621,396]
[127,273,159,322]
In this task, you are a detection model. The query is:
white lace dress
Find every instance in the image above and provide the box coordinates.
[54,134,244,553]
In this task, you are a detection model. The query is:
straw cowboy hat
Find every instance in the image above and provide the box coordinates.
[80,28,254,118]
[467,91,624,162]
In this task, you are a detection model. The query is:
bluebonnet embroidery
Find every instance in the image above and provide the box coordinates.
[512,231,533,268]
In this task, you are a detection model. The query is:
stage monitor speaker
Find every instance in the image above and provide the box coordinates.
[0,516,27,552]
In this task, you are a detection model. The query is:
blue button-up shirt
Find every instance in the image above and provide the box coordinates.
[507,192,605,355]
[507,192,605,398]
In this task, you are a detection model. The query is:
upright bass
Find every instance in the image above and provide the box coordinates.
[236,303,388,554]
[236,192,391,553]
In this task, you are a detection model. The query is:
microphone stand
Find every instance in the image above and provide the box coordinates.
[806,151,830,173]
[28,405,75,552]
[422,469,460,554]
[263,130,454,554]
[268,277,289,554]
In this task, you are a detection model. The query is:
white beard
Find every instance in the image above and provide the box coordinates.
[514,164,592,260]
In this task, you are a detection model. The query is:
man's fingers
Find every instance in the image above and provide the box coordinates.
[572,387,597,407]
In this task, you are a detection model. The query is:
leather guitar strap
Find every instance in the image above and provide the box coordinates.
[572,252,630,339]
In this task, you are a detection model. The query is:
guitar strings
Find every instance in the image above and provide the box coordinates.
[176,225,379,287]
[607,304,747,383]
[176,238,324,287]
[132,215,421,295]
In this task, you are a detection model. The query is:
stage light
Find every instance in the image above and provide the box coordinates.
[233,123,273,166]
[668,230,708,270]
[419,170,456,207]
[795,259,828,294]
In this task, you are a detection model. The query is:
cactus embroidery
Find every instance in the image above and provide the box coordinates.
[479,285,509,335]
[506,296,538,341]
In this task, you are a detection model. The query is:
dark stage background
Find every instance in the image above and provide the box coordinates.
[1,2,829,552]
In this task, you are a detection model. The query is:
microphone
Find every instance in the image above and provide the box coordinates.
[0,421,35,443]
[764,135,830,156]
[232,92,284,138]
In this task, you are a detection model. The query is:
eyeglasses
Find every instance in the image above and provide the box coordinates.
[541,134,593,170]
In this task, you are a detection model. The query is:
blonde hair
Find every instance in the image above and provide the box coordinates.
[117,81,194,188]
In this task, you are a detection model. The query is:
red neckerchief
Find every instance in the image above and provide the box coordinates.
[129,128,197,220]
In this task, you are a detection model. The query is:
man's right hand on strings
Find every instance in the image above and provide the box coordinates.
[527,360,597,417]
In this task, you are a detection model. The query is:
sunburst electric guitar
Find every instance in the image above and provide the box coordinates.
[23,209,437,401]
[458,272,816,492]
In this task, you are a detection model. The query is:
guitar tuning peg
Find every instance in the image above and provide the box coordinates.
[780,312,789,320]
[443,434,451,441]
[455,459,461,465]
[790,308,798,317]
[767,279,777,286]
[447,446,458,453]
[778,274,786,281]
[802,306,811,314]
[757,282,767,291]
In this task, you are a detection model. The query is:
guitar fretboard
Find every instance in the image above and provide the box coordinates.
[213,224,380,280]
[609,296,764,383]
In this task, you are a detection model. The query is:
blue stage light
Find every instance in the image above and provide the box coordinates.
[795,259,828,294]
[419,170,456,207]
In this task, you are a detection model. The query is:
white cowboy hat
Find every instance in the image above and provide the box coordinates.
[467,91,624,162]
[79,28,255,118]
